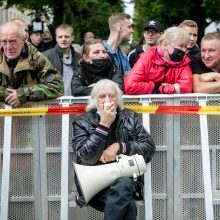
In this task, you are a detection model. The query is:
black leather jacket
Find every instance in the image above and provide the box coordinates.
[72,108,155,206]
[72,108,155,165]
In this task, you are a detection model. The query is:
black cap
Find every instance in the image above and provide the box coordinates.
[30,29,43,35]
[144,20,162,32]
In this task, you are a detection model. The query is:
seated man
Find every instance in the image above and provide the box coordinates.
[72,79,155,220]
[0,21,64,107]
[193,32,220,93]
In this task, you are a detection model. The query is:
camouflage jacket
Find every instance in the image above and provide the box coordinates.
[0,42,64,103]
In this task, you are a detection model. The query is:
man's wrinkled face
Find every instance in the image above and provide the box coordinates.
[96,85,118,112]
[1,28,25,60]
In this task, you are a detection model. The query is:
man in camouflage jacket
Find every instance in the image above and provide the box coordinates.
[0,21,64,107]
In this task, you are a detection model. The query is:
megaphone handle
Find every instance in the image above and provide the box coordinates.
[116,155,120,162]
[133,155,141,176]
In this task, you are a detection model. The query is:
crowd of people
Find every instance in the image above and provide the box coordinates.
[1,12,219,104]
[0,11,219,220]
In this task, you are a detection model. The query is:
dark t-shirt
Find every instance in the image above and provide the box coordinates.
[188,45,210,74]
[128,46,144,68]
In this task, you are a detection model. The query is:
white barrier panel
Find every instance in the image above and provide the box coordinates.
[0,94,220,220]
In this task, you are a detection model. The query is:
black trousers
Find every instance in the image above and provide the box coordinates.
[88,177,137,220]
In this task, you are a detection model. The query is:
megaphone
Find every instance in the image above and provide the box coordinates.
[73,154,147,204]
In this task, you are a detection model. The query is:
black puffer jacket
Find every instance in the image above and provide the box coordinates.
[72,108,155,165]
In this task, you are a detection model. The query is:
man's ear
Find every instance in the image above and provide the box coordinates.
[115,23,122,32]
[24,34,28,42]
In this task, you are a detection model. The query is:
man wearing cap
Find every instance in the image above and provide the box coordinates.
[128,20,162,67]
[29,29,43,52]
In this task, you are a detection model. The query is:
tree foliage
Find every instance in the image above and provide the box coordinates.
[2,0,123,44]
[67,0,124,43]
[133,0,220,44]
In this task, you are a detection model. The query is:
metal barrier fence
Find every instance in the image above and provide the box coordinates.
[0,94,220,220]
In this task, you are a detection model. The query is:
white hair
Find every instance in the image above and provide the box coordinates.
[86,79,124,111]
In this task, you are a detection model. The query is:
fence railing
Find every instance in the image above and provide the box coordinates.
[0,94,220,220]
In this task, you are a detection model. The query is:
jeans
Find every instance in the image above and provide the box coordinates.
[89,176,137,220]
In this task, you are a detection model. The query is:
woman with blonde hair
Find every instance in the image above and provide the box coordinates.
[71,39,123,96]
[124,26,193,94]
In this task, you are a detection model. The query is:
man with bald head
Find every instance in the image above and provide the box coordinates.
[0,21,64,107]
[11,18,29,41]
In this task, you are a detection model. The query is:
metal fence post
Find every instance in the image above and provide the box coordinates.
[199,99,214,220]
[0,105,12,220]
[142,99,153,220]
[60,101,70,220]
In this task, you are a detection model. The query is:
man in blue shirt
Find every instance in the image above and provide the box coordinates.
[103,12,133,76]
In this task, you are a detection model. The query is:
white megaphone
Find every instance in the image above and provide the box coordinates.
[73,154,147,204]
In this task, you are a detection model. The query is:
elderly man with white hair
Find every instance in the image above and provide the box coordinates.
[72,79,155,220]
[0,21,63,107]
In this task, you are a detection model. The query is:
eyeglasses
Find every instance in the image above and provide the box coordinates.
[145,30,159,35]
[1,39,18,46]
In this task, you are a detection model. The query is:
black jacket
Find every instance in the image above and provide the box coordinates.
[72,108,155,207]
[72,108,155,165]
[128,45,144,68]
[43,44,80,75]
[71,62,124,96]
[29,24,56,52]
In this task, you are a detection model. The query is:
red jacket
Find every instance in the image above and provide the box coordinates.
[124,47,193,94]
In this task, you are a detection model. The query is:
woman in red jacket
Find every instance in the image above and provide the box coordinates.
[124,26,193,94]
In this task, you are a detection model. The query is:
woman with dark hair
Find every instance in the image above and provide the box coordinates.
[71,39,123,96]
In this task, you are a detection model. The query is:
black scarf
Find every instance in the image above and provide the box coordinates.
[81,58,114,83]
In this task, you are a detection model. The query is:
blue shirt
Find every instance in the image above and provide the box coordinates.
[103,40,131,76]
